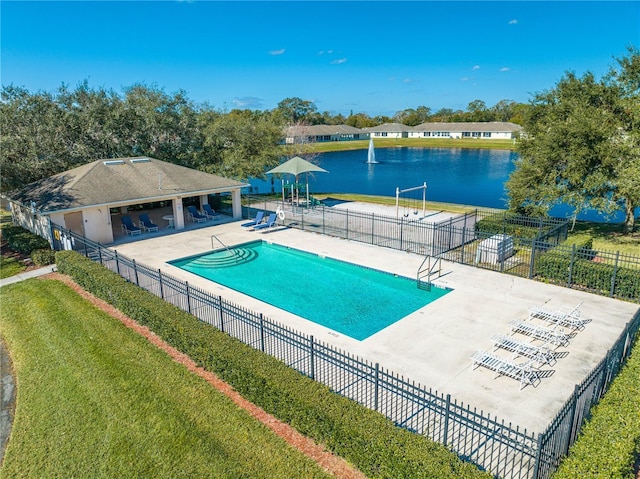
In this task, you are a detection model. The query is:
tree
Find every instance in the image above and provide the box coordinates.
[199,108,285,180]
[345,112,376,128]
[394,106,431,126]
[275,97,318,124]
[466,99,490,122]
[507,46,640,233]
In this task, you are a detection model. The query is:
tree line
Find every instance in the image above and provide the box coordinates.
[1,46,638,232]
[0,81,526,193]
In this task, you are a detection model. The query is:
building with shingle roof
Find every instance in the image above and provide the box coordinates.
[5,157,248,244]
[409,122,522,140]
[284,124,369,143]
[363,123,412,138]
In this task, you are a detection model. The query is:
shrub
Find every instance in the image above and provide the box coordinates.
[552,334,640,479]
[31,248,56,266]
[535,238,640,301]
[55,250,491,479]
[475,212,550,243]
[1,224,50,255]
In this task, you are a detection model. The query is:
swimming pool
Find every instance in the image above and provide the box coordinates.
[169,241,451,340]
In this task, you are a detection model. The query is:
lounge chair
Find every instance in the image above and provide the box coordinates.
[509,320,572,347]
[121,215,141,236]
[187,205,207,223]
[491,334,557,367]
[138,213,159,232]
[241,211,265,228]
[528,302,587,331]
[471,350,541,390]
[252,213,277,232]
[202,204,221,221]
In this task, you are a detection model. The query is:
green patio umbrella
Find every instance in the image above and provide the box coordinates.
[266,156,328,206]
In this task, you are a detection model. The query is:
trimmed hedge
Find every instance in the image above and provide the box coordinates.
[475,212,560,244]
[31,248,56,266]
[55,250,490,479]
[535,238,640,301]
[1,224,50,255]
[552,334,640,478]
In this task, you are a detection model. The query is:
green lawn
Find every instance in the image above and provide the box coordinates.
[0,210,27,279]
[568,221,640,256]
[314,193,487,215]
[0,255,26,279]
[0,279,333,479]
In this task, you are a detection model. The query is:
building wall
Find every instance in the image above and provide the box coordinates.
[9,202,53,246]
[372,131,406,138]
[48,206,114,244]
[81,207,114,243]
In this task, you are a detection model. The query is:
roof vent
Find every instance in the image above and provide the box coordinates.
[103,160,125,166]
[130,157,151,164]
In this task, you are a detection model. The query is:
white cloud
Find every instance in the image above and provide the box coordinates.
[403,78,413,83]
[499,67,510,72]
[472,65,480,71]
[461,77,469,81]
[330,58,347,64]
[232,97,264,109]
[269,48,285,56]
[508,19,518,24]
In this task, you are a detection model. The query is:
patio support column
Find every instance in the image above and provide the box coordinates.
[199,194,208,208]
[172,197,186,230]
[231,189,242,219]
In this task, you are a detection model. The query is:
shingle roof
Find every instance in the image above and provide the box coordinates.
[8,157,248,213]
[286,124,364,136]
[411,122,523,132]
[363,122,412,133]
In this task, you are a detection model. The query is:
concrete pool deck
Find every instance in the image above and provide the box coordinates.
[110,219,639,434]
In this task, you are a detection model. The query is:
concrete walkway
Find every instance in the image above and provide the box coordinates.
[0,265,57,288]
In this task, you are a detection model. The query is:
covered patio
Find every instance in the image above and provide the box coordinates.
[6,157,249,246]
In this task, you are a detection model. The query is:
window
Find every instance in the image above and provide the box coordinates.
[442,132,450,137]
[463,132,471,137]
[423,132,431,137]
[381,132,388,137]
[472,132,481,138]
[483,132,492,138]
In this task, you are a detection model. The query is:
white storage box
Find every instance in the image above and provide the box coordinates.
[476,234,514,263]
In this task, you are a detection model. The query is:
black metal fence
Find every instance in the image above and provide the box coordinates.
[242,199,638,302]
[51,224,640,479]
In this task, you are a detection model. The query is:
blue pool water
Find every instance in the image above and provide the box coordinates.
[170,241,451,340]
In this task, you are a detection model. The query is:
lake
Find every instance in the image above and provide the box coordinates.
[248,147,630,222]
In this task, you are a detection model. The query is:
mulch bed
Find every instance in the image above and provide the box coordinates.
[39,273,367,479]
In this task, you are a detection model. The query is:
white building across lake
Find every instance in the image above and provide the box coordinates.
[285,121,522,143]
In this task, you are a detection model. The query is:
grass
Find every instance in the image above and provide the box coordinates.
[313,193,493,215]
[0,209,27,279]
[0,255,26,279]
[568,221,640,256]
[0,279,333,479]
[296,138,517,153]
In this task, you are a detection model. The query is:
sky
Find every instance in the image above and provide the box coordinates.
[2,1,639,117]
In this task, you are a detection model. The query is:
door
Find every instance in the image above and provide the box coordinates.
[64,211,85,236]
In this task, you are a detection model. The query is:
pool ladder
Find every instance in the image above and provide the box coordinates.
[211,234,240,263]
[417,255,442,290]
